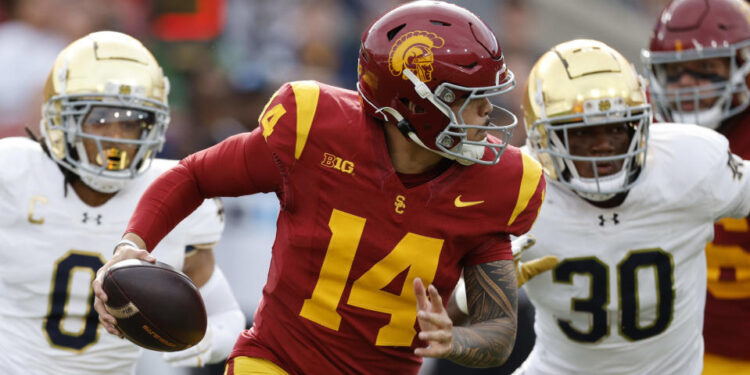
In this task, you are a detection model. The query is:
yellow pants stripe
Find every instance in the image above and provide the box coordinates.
[703,352,750,375]
[225,356,290,375]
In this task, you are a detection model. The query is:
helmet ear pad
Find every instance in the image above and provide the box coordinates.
[389,96,449,147]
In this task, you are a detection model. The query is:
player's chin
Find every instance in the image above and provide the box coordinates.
[593,161,623,176]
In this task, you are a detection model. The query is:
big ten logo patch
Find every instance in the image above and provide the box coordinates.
[321,153,355,174]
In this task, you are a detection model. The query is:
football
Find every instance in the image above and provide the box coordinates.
[102,259,207,352]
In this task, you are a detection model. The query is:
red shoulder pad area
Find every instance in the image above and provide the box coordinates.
[258,81,364,169]
[257,81,325,166]
[493,146,546,236]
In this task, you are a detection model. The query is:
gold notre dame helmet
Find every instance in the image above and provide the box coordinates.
[41,31,170,193]
[523,39,651,201]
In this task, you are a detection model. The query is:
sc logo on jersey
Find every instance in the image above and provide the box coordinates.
[394,195,406,214]
[321,153,354,174]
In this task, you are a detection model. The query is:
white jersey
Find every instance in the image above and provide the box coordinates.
[517,124,750,375]
[0,137,225,375]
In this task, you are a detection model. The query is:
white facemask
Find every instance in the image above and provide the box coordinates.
[671,105,723,129]
[568,168,628,202]
[79,172,129,193]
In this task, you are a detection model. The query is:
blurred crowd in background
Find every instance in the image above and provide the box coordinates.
[0,0,672,374]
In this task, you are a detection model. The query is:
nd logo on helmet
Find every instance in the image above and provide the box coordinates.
[388,31,445,82]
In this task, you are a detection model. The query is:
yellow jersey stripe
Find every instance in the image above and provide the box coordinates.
[291,81,320,160]
[508,152,543,227]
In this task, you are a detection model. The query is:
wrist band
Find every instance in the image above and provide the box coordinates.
[113,239,140,254]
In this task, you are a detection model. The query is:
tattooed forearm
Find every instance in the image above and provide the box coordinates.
[447,259,517,367]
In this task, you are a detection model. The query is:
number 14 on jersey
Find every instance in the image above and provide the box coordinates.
[299,209,444,346]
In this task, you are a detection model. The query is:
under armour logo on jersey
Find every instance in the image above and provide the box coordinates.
[598,213,619,226]
[82,213,102,225]
[727,150,743,180]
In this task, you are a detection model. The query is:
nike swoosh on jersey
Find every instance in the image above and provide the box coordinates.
[454,195,485,207]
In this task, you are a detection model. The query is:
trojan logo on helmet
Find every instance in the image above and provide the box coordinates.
[388,31,445,82]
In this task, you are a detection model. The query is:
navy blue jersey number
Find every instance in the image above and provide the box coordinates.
[553,249,674,343]
[44,251,105,351]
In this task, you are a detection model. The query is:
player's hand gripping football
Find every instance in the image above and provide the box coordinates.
[92,235,156,336]
[414,277,454,358]
[512,234,559,286]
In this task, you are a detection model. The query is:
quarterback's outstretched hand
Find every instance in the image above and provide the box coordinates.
[414,277,454,358]
[512,234,559,286]
[92,234,155,336]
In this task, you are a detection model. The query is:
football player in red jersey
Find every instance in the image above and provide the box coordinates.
[92,1,546,374]
[642,0,750,373]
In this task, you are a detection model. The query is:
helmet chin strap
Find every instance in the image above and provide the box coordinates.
[377,104,481,166]
[402,69,454,119]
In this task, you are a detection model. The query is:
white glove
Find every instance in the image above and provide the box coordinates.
[162,325,214,367]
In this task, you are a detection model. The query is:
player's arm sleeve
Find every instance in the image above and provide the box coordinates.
[178,198,226,250]
[126,128,282,251]
[701,140,750,220]
[0,140,16,227]
[462,234,512,266]
[201,265,245,364]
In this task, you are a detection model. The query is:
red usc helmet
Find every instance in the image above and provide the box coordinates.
[358,0,516,165]
[642,0,750,129]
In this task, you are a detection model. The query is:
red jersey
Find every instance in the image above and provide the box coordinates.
[127,81,545,374]
[704,110,750,359]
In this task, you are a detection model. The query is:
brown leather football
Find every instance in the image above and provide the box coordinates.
[102,259,207,352]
